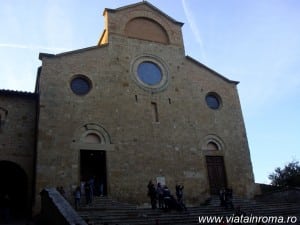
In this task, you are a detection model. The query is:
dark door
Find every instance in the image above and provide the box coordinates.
[80,150,107,196]
[0,161,28,218]
[206,156,227,194]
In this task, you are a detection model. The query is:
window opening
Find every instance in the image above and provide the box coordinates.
[137,61,162,86]
[205,93,221,110]
[70,75,92,95]
[151,102,159,122]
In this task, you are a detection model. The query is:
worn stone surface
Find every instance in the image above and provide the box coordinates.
[35,2,255,206]
[0,2,256,214]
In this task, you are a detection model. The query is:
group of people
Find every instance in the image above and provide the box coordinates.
[73,177,94,210]
[147,180,187,211]
[73,176,105,210]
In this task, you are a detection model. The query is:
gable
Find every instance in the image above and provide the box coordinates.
[99,2,184,47]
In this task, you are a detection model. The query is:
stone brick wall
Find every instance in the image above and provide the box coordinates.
[255,186,300,203]
[36,41,254,203]
[34,1,255,210]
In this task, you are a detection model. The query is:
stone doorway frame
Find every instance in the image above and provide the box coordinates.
[71,123,114,196]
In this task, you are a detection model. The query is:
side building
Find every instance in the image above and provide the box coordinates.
[0,90,37,216]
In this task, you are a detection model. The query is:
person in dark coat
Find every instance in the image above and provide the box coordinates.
[147,180,157,209]
[156,183,164,209]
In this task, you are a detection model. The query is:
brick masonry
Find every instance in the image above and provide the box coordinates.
[0,2,256,214]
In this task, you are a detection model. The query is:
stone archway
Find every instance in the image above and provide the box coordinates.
[0,161,28,218]
[72,123,114,197]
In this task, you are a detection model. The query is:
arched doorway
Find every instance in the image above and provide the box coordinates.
[0,161,28,218]
[74,123,112,197]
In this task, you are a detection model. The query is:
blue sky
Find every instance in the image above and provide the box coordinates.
[0,0,299,184]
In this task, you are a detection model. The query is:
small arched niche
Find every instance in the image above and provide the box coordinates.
[84,133,102,144]
[125,17,169,44]
[207,141,219,151]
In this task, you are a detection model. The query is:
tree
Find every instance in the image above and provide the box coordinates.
[268,160,300,187]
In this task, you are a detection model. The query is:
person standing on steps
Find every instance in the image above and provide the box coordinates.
[88,176,95,203]
[147,180,157,209]
[73,186,81,210]
[85,181,92,205]
[156,183,164,209]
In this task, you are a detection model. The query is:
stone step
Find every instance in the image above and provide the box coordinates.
[78,196,136,210]
[77,196,300,225]
[80,208,300,225]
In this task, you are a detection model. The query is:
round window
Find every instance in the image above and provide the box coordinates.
[137,62,162,85]
[131,55,169,92]
[206,93,221,110]
[70,75,92,95]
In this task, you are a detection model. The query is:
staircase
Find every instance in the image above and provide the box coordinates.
[77,196,300,225]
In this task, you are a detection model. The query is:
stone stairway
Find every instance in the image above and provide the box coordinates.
[77,196,300,225]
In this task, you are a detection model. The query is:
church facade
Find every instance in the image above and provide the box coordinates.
[0,2,255,214]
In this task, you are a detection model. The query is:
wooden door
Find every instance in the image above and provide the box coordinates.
[206,156,227,194]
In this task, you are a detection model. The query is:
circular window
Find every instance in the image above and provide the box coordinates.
[206,93,221,109]
[132,55,169,92]
[137,62,162,85]
[70,75,92,95]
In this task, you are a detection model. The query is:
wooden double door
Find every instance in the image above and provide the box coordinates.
[206,156,227,194]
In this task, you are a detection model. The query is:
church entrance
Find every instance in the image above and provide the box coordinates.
[80,150,107,196]
[206,156,227,194]
[0,161,29,218]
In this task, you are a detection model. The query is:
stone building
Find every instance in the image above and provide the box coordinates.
[0,1,255,215]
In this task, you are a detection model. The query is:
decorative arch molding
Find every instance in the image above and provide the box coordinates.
[201,134,225,151]
[80,123,111,144]
[125,17,169,44]
[72,123,114,151]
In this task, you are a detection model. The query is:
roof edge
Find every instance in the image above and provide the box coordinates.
[0,89,37,98]
[104,1,184,27]
[186,55,239,85]
[39,44,109,59]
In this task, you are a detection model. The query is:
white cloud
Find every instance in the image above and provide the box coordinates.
[181,0,207,62]
[0,43,71,52]
[43,1,74,49]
